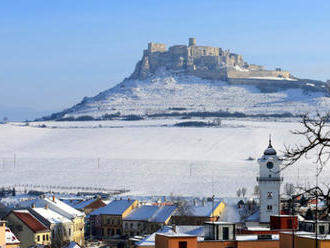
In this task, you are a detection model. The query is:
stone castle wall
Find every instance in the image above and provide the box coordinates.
[227,69,290,79]
[130,38,291,81]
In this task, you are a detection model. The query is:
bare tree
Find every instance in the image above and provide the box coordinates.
[241,187,247,198]
[283,113,330,175]
[236,188,241,198]
[52,223,69,248]
[170,195,193,216]
[253,185,260,197]
[285,183,295,196]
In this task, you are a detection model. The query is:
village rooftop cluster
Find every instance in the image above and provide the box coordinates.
[1,140,330,248]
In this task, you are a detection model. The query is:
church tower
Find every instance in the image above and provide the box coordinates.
[257,138,283,223]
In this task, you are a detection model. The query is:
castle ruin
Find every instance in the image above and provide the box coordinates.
[130,38,291,81]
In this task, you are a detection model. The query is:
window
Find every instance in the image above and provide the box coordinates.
[46,234,49,241]
[37,235,40,242]
[43,235,45,241]
[223,227,229,240]
[319,225,325,234]
[179,241,187,248]
[268,174,272,178]
[267,192,273,199]
[68,228,71,236]
[107,218,110,224]
[267,205,272,211]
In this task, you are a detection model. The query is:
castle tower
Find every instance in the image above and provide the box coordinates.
[257,137,282,223]
[189,37,196,46]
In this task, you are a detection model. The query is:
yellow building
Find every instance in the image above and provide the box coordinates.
[5,210,51,248]
[90,199,138,237]
[19,195,86,246]
[172,200,226,225]
[72,215,85,245]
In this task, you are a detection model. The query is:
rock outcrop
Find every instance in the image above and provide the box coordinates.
[130,38,291,81]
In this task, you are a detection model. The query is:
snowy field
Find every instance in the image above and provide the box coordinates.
[0,119,329,197]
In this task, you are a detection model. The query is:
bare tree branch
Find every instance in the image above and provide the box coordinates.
[280,113,330,175]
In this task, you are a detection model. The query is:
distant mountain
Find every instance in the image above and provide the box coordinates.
[42,39,330,121]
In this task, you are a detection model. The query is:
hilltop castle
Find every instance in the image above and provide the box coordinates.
[130,38,291,81]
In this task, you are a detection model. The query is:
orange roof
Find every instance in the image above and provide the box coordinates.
[86,199,106,209]
[13,211,48,233]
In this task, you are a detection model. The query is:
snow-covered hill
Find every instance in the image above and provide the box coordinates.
[43,69,330,121]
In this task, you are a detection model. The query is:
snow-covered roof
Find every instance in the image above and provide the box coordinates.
[64,241,81,248]
[73,198,96,210]
[90,199,136,216]
[124,205,176,223]
[174,200,223,217]
[5,227,20,244]
[136,225,203,247]
[245,210,259,222]
[43,197,85,219]
[236,234,279,241]
[18,196,85,219]
[32,207,72,224]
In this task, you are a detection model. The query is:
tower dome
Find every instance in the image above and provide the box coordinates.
[264,137,277,155]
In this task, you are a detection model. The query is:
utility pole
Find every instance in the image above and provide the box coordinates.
[292,193,295,248]
[315,163,319,248]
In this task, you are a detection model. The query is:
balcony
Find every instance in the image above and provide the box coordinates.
[257,177,283,182]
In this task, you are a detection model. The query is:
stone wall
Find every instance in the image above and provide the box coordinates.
[130,38,292,81]
[227,69,290,79]
[148,42,166,53]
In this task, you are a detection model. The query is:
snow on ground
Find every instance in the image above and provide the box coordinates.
[0,119,329,197]
[62,72,330,119]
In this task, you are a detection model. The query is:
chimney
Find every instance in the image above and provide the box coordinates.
[45,204,48,210]
[31,203,36,208]
[52,195,55,202]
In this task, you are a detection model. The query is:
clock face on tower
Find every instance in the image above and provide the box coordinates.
[266,161,274,170]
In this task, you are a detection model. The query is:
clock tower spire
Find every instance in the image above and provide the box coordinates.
[257,137,283,223]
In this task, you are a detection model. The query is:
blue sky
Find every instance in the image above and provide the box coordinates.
[1,0,330,120]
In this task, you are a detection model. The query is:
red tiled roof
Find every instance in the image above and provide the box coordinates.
[87,200,106,210]
[13,211,48,233]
